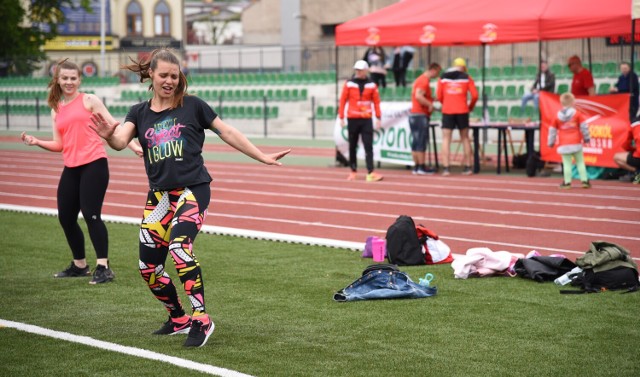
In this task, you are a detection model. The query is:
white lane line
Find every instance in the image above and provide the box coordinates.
[2,204,639,261]
[0,319,254,377]
[1,190,638,242]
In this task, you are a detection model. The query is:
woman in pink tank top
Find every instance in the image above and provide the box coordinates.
[21,59,142,284]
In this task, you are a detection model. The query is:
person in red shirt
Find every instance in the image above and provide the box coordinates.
[613,118,640,184]
[547,93,591,189]
[568,56,595,96]
[338,60,383,182]
[21,59,143,284]
[436,57,478,176]
[409,62,441,174]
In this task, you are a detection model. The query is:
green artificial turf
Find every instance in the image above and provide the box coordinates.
[0,211,638,377]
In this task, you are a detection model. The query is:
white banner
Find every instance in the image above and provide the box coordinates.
[334,102,417,166]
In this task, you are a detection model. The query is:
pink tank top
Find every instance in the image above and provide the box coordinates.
[55,93,107,167]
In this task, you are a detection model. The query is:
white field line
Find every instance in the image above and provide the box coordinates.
[0,319,255,377]
[1,187,638,242]
[2,204,639,261]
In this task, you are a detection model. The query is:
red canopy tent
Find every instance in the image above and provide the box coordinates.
[335,0,633,46]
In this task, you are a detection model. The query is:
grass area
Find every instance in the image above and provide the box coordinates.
[0,211,638,376]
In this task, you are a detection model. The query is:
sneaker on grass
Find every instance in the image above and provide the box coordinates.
[153,316,192,335]
[89,264,115,284]
[184,315,215,347]
[54,262,91,278]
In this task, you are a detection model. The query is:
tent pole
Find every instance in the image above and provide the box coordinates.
[335,45,339,110]
[587,38,592,72]
[631,19,636,120]
[482,43,486,120]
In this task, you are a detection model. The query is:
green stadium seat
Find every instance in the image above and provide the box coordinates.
[505,85,517,99]
[590,62,604,78]
[488,66,501,80]
[556,83,569,94]
[493,85,505,100]
[268,106,279,119]
[467,67,480,78]
[603,61,617,78]
[513,66,526,80]
[517,85,525,98]
[316,106,325,120]
[323,106,335,120]
[597,83,611,94]
[497,105,508,122]
[482,86,492,100]
[509,105,522,120]
[501,66,514,80]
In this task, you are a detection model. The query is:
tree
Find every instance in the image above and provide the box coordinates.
[0,0,90,76]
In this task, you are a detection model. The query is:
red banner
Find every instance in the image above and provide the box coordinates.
[539,92,631,168]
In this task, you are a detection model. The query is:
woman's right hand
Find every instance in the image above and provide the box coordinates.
[89,112,120,140]
[21,131,38,146]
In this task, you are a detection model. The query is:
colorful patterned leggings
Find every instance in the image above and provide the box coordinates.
[138,183,210,318]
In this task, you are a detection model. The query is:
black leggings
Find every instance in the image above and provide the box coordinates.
[347,118,375,173]
[57,158,109,261]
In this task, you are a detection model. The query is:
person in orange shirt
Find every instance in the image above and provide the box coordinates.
[409,62,441,174]
[568,55,595,96]
[338,60,383,182]
[613,117,640,184]
[436,58,478,176]
[21,59,143,283]
[547,93,591,189]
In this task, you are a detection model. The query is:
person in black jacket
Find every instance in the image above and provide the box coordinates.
[609,62,639,120]
[520,60,556,114]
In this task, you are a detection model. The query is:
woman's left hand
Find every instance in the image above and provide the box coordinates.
[262,149,291,166]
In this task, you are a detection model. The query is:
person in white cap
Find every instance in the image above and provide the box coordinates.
[338,60,383,181]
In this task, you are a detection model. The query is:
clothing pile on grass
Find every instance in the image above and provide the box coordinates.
[334,215,638,302]
[334,215,451,302]
[452,241,639,294]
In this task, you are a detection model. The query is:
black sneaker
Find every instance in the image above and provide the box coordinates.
[184,316,215,347]
[153,316,192,335]
[581,181,591,189]
[89,264,115,284]
[54,262,91,278]
[559,182,571,189]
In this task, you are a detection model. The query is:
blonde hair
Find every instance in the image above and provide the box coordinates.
[47,59,81,110]
[560,92,575,107]
[122,48,188,109]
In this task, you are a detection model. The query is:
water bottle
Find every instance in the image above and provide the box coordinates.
[554,267,583,286]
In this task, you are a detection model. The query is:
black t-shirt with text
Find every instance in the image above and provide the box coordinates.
[125,95,218,190]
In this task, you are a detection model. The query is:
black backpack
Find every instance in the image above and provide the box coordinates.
[385,215,425,266]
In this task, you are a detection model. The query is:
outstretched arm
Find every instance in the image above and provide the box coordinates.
[211,117,290,165]
[21,109,63,152]
[89,112,136,151]
[85,94,142,156]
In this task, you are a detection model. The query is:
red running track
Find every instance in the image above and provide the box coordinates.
[0,149,638,260]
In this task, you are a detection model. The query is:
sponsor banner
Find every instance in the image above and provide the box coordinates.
[44,36,113,51]
[334,102,415,166]
[539,91,631,168]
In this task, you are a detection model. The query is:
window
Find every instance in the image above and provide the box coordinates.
[126,1,143,36]
[154,1,170,36]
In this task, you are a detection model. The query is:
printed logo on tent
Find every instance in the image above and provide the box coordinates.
[574,99,618,118]
[419,25,437,44]
[479,23,498,43]
[366,27,381,46]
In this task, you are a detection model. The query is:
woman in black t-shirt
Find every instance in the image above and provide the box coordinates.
[90,48,289,348]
